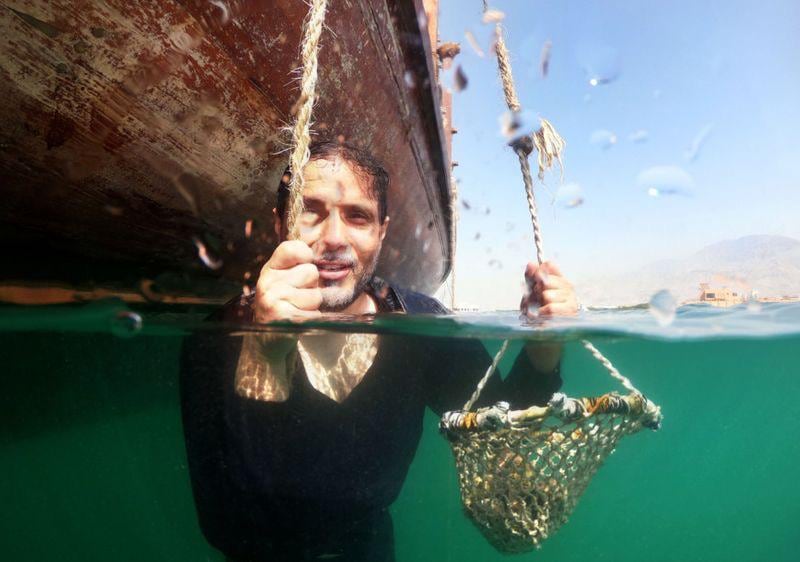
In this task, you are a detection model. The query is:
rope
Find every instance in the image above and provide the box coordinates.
[450,176,459,309]
[580,340,645,396]
[286,0,329,239]
[463,6,637,409]
[463,340,509,411]
[516,150,545,265]
[493,26,521,113]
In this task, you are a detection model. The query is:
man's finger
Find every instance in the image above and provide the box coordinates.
[538,302,577,316]
[261,263,319,291]
[273,301,323,322]
[542,288,570,304]
[285,287,323,311]
[541,261,563,277]
[266,240,314,271]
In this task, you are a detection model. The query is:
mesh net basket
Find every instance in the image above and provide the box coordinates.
[440,392,661,553]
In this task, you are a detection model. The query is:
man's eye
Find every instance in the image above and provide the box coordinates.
[349,212,370,222]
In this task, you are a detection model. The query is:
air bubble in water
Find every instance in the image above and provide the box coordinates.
[648,289,677,326]
[111,311,142,338]
[578,44,621,86]
[637,165,694,197]
[590,129,617,149]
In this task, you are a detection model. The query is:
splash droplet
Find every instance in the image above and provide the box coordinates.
[403,70,416,89]
[464,30,485,57]
[453,65,468,92]
[648,289,677,326]
[111,311,142,338]
[414,223,423,239]
[539,40,552,78]
[482,9,505,24]
[590,129,617,149]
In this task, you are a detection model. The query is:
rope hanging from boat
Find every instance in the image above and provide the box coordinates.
[438,6,663,554]
[286,0,329,240]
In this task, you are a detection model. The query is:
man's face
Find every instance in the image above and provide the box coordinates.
[276,156,389,312]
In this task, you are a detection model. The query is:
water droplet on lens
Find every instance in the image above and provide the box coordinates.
[648,289,677,326]
[555,182,584,208]
[111,311,142,338]
[590,129,617,149]
[499,110,538,141]
[684,123,714,162]
[637,165,694,197]
[746,299,762,314]
[577,44,621,86]
[629,129,649,143]
[208,0,230,25]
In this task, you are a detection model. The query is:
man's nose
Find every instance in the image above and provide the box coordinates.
[320,211,346,248]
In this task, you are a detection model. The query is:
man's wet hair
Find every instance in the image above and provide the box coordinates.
[276,140,389,223]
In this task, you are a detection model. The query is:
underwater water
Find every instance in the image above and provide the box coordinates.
[1,301,799,562]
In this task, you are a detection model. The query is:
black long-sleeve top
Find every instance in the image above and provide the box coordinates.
[180,279,561,560]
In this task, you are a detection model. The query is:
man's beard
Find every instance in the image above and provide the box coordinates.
[317,248,380,312]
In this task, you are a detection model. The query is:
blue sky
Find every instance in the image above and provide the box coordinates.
[435,0,800,309]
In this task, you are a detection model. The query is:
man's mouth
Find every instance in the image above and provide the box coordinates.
[315,260,353,282]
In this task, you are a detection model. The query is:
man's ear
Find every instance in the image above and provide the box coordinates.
[379,215,390,242]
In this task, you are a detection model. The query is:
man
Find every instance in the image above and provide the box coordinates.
[180,141,578,562]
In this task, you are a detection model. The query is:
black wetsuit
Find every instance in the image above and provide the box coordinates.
[180,278,561,561]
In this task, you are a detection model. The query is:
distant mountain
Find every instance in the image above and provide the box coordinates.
[579,235,800,306]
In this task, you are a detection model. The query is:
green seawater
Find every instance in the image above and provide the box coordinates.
[1,301,799,561]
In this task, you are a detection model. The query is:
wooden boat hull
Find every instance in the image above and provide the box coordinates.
[0,0,452,301]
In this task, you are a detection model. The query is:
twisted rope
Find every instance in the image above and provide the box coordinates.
[516,150,545,265]
[580,340,645,396]
[493,26,521,112]
[463,340,509,411]
[286,0,329,239]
